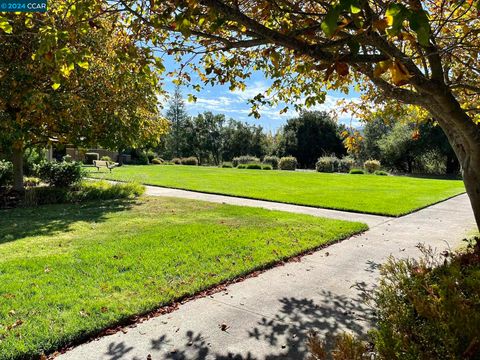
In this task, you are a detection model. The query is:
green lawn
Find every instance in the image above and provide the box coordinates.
[0,197,366,359]
[89,165,465,216]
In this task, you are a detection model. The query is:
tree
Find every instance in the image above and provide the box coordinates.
[221,119,269,160]
[276,111,345,168]
[189,111,225,164]
[164,85,190,158]
[0,2,167,191]
[115,0,480,229]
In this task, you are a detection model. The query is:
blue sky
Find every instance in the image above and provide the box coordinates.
[161,57,362,133]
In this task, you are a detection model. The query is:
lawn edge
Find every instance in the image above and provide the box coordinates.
[88,175,466,218]
[48,224,368,359]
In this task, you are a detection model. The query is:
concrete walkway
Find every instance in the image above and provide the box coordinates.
[58,189,475,360]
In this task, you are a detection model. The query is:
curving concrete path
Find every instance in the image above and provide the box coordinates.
[58,188,475,360]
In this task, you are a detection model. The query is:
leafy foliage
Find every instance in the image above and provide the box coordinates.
[263,155,280,170]
[279,156,298,171]
[0,160,13,187]
[371,242,480,360]
[35,161,84,188]
[349,169,365,175]
[181,156,199,166]
[275,112,346,168]
[364,160,381,174]
[316,156,339,173]
[232,155,260,167]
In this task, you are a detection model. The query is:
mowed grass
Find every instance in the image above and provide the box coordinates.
[89,165,465,216]
[0,197,366,359]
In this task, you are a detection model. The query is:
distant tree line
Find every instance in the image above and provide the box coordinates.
[156,87,457,175]
[157,87,346,167]
[356,118,459,175]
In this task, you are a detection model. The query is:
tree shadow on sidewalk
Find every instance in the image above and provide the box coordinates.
[104,288,375,360]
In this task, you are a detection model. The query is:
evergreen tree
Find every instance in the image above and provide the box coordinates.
[164,85,190,158]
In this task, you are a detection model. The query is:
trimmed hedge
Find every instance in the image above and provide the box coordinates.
[279,156,297,171]
[374,170,389,176]
[263,156,280,169]
[349,168,365,174]
[246,163,262,169]
[232,155,260,167]
[181,157,199,166]
[364,159,381,173]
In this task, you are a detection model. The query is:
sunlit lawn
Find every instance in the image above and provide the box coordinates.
[90,165,465,216]
[0,197,366,359]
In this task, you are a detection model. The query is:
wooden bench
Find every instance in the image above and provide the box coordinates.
[93,160,118,172]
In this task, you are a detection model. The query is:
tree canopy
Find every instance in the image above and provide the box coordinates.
[1,0,479,228]
[0,2,168,190]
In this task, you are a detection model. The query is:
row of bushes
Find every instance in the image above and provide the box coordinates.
[22,181,144,207]
[315,156,384,174]
[230,155,298,171]
[0,159,84,188]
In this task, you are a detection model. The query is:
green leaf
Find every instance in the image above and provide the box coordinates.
[386,3,408,36]
[77,61,89,70]
[0,16,13,34]
[321,5,341,37]
[409,10,430,47]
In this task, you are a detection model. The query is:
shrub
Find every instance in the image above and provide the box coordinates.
[246,163,262,170]
[75,181,145,201]
[315,156,339,173]
[24,148,46,176]
[146,150,156,163]
[35,161,84,187]
[22,181,145,206]
[279,156,297,170]
[24,177,41,187]
[338,157,355,173]
[181,156,198,166]
[232,155,260,167]
[63,154,73,163]
[308,332,369,360]
[364,159,381,173]
[222,162,233,168]
[85,152,99,165]
[374,170,389,176]
[171,157,182,165]
[371,242,480,360]
[0,160,13,187]
[100,156,113,162]
[133,151,149,165]
[263,155,279,169]
[237,164,247,169]
[262,165,272,170]
[151,158,163,165]
[349,168,364,174]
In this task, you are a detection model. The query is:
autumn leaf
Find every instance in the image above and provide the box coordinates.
[389,61,411,86]
[335,62,349,76]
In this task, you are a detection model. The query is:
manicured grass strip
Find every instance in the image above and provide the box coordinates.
[0,197,366,359]
[89,165,465,216]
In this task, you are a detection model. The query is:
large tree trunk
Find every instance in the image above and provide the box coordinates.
[12,143,24,192]
[430,95,480,231]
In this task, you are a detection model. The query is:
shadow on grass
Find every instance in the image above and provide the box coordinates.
[100,290,375,360]
[0,199,135,245]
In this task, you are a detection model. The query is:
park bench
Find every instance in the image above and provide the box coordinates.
[93,160,119,172]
